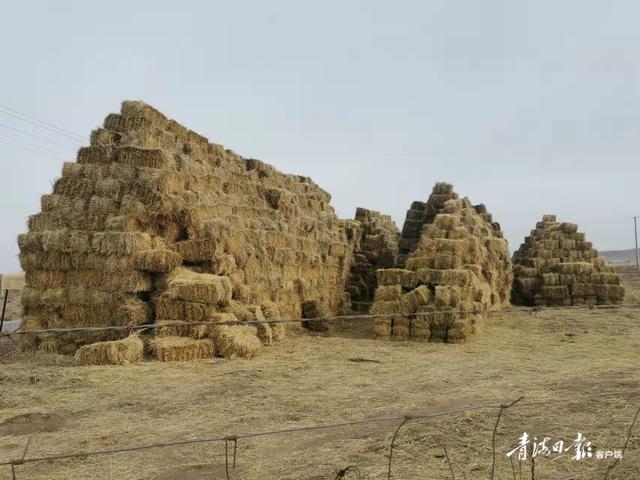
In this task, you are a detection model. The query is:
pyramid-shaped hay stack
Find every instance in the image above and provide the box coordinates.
[512,215,623,306]
[18,101,357,357]
[370,182,512,343]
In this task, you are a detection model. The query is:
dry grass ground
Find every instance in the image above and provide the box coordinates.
[0,269,639,479]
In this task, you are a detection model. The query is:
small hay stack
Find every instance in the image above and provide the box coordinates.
[17,101,359,359]
[370,182,512,343]
[511,215,623,306]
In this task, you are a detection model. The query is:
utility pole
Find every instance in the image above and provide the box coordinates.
[635,216,639,272]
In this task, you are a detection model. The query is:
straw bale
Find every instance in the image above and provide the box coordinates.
[260,301,286,341]
[371,300,404,316]
[542,285,569,300]
[377,269,417,288]
[433,286,462,309]
[91,232,152,256]
[542,273,559,286]
[391,317,410,339]
[447,324,473,343]
[53,174,95,197]
[554,262,595,274]
[410,316,430,339]
[212,325,262,359]
[134,249,182,273]
[102,270,153,292]
[74,335,144,365]
[374,317,392,338]
[154,298,218,322]
[432,214,460,231]
[561,223,578,234]
[402,285,432,313]
[150,336,214,361]
[406,256,432,270]
[571,283,596,297]
[374,285,403,302]
[156,320,192,337]
[116,146,175,169]
[27,213,58,232]
[160,268,232,305]
[591,272,620,285]
[224,300,254,321]
[245,305,273,345]
[118,300,152,325]
[433,254,462,270]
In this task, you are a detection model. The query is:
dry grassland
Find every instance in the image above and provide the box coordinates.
[0,269,639,479]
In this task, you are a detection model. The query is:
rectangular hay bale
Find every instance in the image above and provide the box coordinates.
[150,336,214,361]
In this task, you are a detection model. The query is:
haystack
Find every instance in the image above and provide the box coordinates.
[370,183,512,343]
[512,215,623,306]
[74,335,144,365]
[18,101,359,358]
[344,208,400,310]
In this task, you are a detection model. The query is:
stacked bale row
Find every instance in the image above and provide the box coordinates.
[344,208,400,310]
[512,215,623,306]
[18,101,355,358]
[371,183,512,343]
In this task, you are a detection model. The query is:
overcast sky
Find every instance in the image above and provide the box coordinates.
[1,0,638,273]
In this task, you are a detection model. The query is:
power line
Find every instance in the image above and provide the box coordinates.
[0,105,84,142]
[0,122,77,151]
[0,138,62,161]
[0,132,65,157]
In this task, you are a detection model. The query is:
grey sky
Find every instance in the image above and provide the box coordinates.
[1,0,638,273]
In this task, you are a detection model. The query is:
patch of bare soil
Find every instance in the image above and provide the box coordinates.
[151,463,247,480]
[0,413,64,437]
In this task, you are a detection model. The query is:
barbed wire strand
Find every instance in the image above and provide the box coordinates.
[603,404,640,479]
[2,388,640,471]
[386,415,412,480]
[3,302,640,339]
[490,396,525,480]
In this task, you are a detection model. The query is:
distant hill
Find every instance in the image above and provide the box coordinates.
[600,248,639,264]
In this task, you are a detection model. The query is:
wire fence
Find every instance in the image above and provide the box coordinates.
[1,388,639,479]
[2,301,640,339]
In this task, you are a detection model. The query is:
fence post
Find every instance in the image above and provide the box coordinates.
[0,289,9,333]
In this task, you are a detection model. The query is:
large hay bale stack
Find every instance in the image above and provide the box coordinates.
[344,208,400,309]
[512,215,623,306]
[370,183,512,343]
[18,101,358,357]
